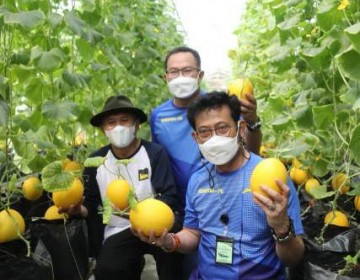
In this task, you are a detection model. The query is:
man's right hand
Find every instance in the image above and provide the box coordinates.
[58,197,88,217]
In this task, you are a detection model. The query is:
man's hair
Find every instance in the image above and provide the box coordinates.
[164,46,201,70]
[187,91,241,130]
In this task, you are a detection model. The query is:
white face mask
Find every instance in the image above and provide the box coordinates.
[167,76,199,99]
[105,125,136,148]
[198,134,240,165]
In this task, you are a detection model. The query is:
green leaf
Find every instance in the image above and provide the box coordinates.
[7,174,18,193]
[0,94,9,127]
[0,151,5,162]
[336,47,360,81]
[82,28,104,45]
[344,22,360,54]
[10,134,38,160]
[301,47,331,71]
[312,104,334,129]
[129,188,137,210]
[292,106,313,128]
[353,97,360,111]
[42,100,79,122]
[75,38,94,61]
[64,10,86,36]
[11,50,30,65]
[41,161,75,192]
[309,185,335,200]
[4,10,45,29]
[102,197,112,225]
[117,32,137,46]
[27,155,48,173]
[64,10,103,45]
[25,77,46,105]
[277,14,300,31]
[267,96,285,113]
[278,140,308,158]
[62,69,91,88]
[296,131,320,146]
[17,127,56,150]
[349,125,360,165]
[311,159,329,178]
[340,87,360,106]
[48,13,63,29]
[0,75,9,93]
[272,115,292,132]
[317,0,343,32]
[348,183,360,196]
[31,47,64,72]
[83,157,106,167]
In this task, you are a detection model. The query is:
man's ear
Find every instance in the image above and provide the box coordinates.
[135,120,141,131]
[191,131,198,142]
[198,70,205,82]
[239,120,246,138]
[163,74,168,82]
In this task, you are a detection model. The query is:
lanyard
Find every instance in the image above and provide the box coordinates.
[208,165,230,236]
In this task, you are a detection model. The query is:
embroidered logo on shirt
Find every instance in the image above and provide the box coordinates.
[198,187,223,194]
[138,168,149,181]
[160,115,183,123]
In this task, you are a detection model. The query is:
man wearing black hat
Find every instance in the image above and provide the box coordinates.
[71,95,182,280]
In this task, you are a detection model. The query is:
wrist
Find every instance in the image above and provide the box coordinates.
[78,205,88,218]
[162,233,181,252]
[271,218,295,243]
[246,117,261,132]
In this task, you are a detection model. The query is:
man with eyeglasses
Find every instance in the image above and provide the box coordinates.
[151,46,261,221]
[150,46,262,278]
[140,92,305,279]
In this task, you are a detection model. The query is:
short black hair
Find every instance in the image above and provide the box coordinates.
[187,91,241,130]
[164,46,201,70]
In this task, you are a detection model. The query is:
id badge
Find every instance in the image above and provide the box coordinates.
[215,235,234,265]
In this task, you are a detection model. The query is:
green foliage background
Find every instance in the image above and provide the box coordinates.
[230,1,360,272]
[0,0,183,177]
[231,0,360,195]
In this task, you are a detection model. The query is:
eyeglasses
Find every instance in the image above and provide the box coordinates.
[196,124,235,140]
[166,67,200,79]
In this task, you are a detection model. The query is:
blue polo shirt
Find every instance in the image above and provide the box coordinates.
[150,98,203,218]
[184,153,304,279]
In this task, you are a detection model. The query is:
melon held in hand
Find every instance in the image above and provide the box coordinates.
[250,158,287,198]
[130,198,174,237]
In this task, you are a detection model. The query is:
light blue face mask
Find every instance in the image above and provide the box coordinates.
[105,125,136,148]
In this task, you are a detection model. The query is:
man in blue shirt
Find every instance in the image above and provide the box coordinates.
[151,46,262,220]
[150,47,263,278]
[141,92,305,279]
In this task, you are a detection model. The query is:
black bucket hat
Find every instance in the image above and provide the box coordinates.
[90,95,147,127]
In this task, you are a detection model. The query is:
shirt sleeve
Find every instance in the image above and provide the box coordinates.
[83,164,104,258]
[150,110,158,144]
[183,175,200,230]
[145,141,178,212]
[286,177,304,235]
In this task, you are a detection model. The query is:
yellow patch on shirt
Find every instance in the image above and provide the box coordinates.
[138,168,149,181]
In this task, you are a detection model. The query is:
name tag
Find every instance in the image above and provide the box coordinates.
[215,236,234,265]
